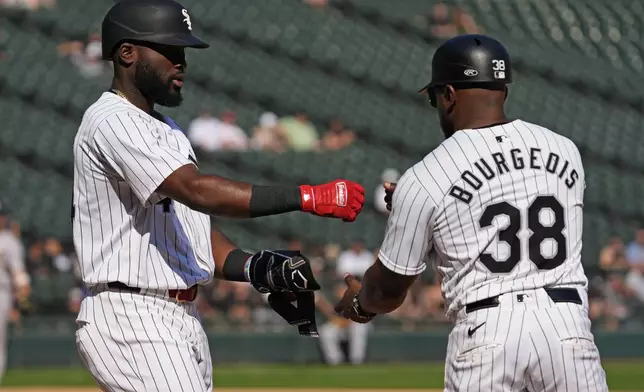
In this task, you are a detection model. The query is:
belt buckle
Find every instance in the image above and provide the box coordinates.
[175,290,186,303]
[174,287,195,303]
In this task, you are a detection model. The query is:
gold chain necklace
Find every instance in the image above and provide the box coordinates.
[112,89,130,103]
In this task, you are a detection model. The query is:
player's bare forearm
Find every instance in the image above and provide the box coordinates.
[357,259,418,314]
[211,226,241,279]
[159,165,295,218]
[158,164,365,221]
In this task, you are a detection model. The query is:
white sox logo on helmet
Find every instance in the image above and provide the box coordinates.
[182,9,192,30]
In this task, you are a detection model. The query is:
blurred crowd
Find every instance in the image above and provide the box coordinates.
[589,229,644,331]
[188,110,357,153]
[0,0,54,10]
[3,202,644,334]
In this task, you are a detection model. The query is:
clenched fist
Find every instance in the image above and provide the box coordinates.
[300,179,365,222]
[383,182,396,211]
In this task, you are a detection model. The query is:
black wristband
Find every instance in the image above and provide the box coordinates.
[222,249,253,282]
[249,185,302,218]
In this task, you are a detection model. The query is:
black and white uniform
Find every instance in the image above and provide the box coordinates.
[379,119,608,392]
[72,92,214,392]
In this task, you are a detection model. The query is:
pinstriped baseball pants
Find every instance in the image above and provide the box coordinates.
[75,290,212,392]
[444,288,608,392]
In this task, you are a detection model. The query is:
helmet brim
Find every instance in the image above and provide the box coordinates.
[102,33,210,60]
[142,33,210,49]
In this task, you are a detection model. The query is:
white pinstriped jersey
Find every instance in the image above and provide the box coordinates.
[379,119,588,320]
[72,92,214,290]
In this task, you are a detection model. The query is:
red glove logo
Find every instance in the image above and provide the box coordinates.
[300,180,364,222]
[336,182,347,207]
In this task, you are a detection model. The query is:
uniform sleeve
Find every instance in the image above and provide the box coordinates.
[94,112,193,207]
[378,170,436,276]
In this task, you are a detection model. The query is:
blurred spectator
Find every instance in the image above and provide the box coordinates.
[599,236,629,272]
[454,7,481,34]
[26,241,48,277]
[227,282,253,328]
[43,237,72,274]
[188,110,249,152]
[625,228,644,266]
[1,0,55,10]
[425,3,481,39]
[278,113,320,152]
[57,33,106,78]
[336,242,373,279]
[428,3,459,39]
[213,110,249,151]
[374,168,400,215]
[303,0,328,9]
[250,112,288,153]
[600,273,638,331]
[188,110,221,152]
[625,228,644,302]
[321,119,356,151]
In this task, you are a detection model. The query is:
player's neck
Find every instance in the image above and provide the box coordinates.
[111,80,154,114]
[455,110,508,131]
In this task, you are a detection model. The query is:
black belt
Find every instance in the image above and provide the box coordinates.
[465,288,582,314]
[107,282,198,302]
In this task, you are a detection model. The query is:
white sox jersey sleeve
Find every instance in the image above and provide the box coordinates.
[379,119,588,320]
[72,92,214,290]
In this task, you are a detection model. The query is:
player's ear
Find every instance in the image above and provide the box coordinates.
[116,43,136,67]
[504,86,509,102]
[444,85,457,105]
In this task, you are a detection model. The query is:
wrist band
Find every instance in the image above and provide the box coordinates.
[249,185,302,217]
[222,249,253,282]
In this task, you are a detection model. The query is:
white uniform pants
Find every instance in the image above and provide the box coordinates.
[75,290,212,392]
[0,289,12,384]
[445,288,608,392]
[319,321,370,365]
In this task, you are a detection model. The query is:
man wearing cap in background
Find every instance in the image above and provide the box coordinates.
[0,200,30,384]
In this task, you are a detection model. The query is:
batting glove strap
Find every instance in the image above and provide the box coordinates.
[247,250,321,294]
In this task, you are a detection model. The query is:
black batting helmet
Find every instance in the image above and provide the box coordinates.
[420,34,512,106]
[101,0,209,61]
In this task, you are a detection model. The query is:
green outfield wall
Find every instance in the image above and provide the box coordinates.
[7,331,644,368]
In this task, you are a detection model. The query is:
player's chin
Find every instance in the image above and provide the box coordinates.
[157,91,183,107]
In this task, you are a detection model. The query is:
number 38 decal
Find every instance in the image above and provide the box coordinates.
[492,59,506,71]
[479,196,566,273]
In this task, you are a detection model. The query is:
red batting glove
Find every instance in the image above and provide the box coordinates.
[300,179,365,222]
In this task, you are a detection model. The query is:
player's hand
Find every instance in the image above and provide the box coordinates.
[384,182,397,211]
[15,284,30,307]
[333,274,377,324]
[300,179,365,222]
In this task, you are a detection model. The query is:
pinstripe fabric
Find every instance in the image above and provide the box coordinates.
[76,291,212,392]
[379,119,588,321]
[72,92,214,290]
[444,289,607,392]
[378,119,605,391]
[72,93,216,391]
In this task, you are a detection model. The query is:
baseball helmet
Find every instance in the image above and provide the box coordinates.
[419,34,512,105]
[101,0,209,60]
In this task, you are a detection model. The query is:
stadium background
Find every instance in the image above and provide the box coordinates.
[1,0,644,390]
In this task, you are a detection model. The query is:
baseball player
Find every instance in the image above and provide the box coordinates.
[0,201,30,384]
[72,1,365,391]
[335,34,609,391]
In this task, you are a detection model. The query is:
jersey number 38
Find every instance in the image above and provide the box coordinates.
[479,195,566,273]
